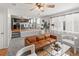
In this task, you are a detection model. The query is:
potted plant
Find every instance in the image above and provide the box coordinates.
[41,21,50,33]
[53,43,61,51]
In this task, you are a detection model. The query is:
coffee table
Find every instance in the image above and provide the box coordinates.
[44,42,70,56]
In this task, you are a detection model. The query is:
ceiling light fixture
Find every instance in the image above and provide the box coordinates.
[30,3,55,12]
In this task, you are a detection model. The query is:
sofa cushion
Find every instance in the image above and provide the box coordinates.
[38,40,50,47]
[35,40,50,49]
[36,35,45,41]
[27,36,37,43]
[46,38,56,43]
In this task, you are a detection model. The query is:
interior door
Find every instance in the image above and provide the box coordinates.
[0,12,4,49]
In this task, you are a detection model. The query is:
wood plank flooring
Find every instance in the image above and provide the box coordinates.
[66,48,79,56]
[36,48,79,56]
[0,48,8,56]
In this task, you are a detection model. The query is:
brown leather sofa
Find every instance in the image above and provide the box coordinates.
[25,34,57,51]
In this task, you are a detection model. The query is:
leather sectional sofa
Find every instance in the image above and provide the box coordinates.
[25,34,57,51]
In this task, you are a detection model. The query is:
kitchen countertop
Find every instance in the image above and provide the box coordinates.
[12,29,41,32]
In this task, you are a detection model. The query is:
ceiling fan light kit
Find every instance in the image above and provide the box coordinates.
[30,3,55,12]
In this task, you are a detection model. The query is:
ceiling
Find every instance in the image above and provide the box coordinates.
[0,3,79,18]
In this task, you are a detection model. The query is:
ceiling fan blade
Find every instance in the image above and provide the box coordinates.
[46,5,55,8]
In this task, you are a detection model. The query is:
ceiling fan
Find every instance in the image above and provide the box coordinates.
[30,3,55,12]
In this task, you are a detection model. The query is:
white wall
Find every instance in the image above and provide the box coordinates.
[9,8,32,19]
[7,9,12,48]
[73,13,79,32]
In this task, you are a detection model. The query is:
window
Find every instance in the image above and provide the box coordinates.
[37,18,41,24]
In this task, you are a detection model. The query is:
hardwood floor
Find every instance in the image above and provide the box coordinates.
[36,48,79,56]
[0,47,79,56]
[36,49,49,56]
[0,48,8,56]
[66,48,79,56]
